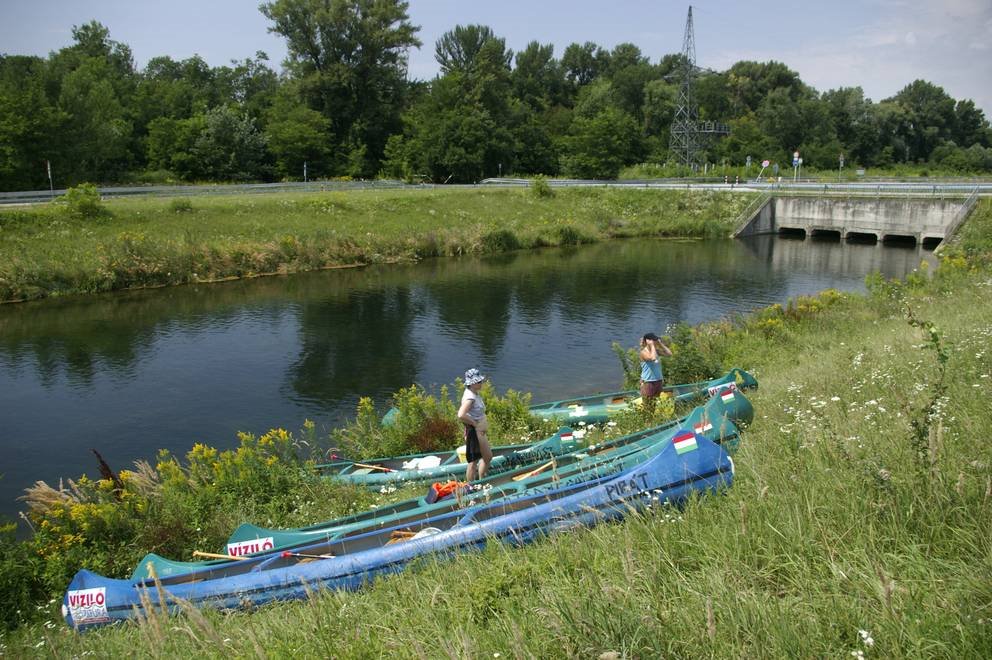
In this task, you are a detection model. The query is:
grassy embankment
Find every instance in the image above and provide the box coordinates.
[0,186,753,303]
[2,201,990,656]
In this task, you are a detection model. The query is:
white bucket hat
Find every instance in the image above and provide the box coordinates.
[464,368,486,386]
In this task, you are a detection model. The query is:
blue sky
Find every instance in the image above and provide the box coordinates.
[2,0,990,115]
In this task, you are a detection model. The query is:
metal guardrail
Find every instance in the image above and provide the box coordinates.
[730,193,771,237]
[3,178,991,206]
[0,179,417,205]
[935,187,981,254]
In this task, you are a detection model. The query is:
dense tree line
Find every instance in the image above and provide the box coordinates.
[2,0,991,191]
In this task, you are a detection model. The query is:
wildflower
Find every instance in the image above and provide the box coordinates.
[831,396,841,402]
[851,651,865,659]
[859,629,875,646]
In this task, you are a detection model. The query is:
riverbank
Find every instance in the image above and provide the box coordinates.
[2,202,989,656]
[0,186,753,303]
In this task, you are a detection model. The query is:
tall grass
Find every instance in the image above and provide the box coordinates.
[0,187,754,302]
[3,203,990,657]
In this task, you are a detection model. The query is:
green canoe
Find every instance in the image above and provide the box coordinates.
[318,372,755,488]
[382,367,757,427]
[527,367,757,424]
[131,389,751,579]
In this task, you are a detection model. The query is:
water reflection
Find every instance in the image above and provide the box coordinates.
[0,236,933,522]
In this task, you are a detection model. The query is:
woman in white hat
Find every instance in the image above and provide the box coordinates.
[458,367,492,481]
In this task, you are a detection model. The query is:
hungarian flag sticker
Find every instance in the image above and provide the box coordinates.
[720,388,735,403]
[693,419,713,434]
[673,430,698,454]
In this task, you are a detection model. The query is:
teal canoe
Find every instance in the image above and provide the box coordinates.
[382,367,757,427]
[131,389,751,579]
[527,367,757,424]
[318,374,755,488]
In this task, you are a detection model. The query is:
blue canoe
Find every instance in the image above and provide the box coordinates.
[64,430,732,630]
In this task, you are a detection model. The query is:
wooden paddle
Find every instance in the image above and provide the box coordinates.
[192,550,248,561]
[512,459,556,482]
[386,529,417,545]
[351,462,394,473]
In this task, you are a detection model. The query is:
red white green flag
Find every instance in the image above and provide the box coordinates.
[720,388,735,403]
[694,418,713,434]
[673,430,698,454]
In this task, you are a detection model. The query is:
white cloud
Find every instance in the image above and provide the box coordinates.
[759,1,992,113]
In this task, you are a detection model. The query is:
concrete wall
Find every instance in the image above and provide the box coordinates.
[733,198,775,238]
[735,197,964,243]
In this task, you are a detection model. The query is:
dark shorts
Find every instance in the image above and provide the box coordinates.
[464,425,482,463]
[640,380,665,398]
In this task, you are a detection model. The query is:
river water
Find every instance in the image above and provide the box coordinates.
[0,235,934,522]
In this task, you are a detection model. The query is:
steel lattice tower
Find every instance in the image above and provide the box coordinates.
[669,6,729,168]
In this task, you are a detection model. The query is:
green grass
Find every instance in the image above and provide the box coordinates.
[3,202,990,657]
[0,187,754,302]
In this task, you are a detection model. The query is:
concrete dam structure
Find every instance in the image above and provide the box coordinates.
[734,196,976,249]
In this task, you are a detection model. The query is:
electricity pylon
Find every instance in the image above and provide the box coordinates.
[668,6,729,168]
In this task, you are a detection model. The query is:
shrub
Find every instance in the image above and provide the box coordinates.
[56,183,106,219]
[168,197,194,213]
[530,176,554,198]
[481,229,521,254]
[333,386,460,460]
[334,381,551,461]
[17,427,322,602]
[613,326,722,390]
[556,225,586,246]
[0,521,45,631]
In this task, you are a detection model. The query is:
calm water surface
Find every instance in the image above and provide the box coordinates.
[0,236,934,521]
